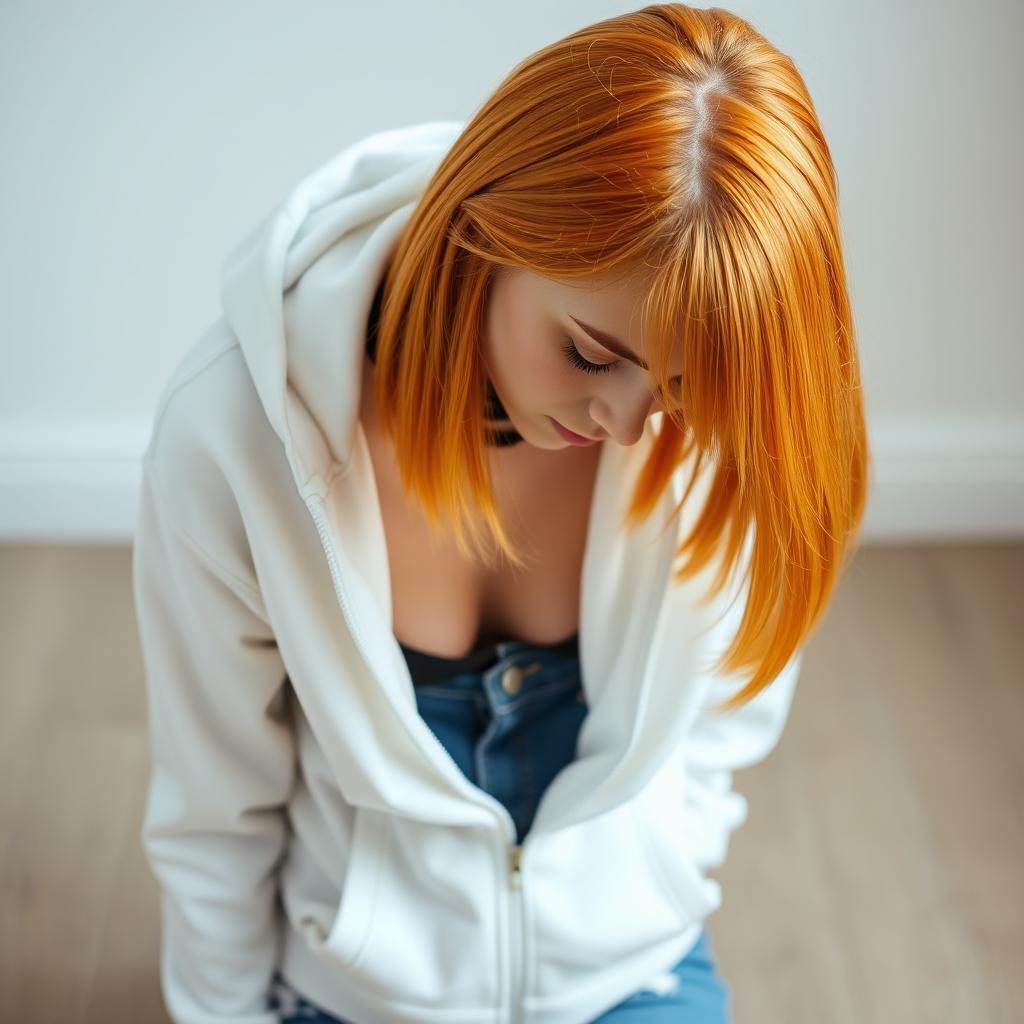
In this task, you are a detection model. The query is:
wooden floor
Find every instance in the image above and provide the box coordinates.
[0,542,1020,1023]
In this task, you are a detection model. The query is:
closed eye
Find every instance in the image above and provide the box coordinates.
[568,315,683,391]
[562,339,615,375]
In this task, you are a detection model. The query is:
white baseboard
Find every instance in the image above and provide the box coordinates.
[859,414,1024,541]
[0,417,151,544]
[0,414,1021,545]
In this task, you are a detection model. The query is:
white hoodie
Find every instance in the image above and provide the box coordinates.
[133,121,801,1024]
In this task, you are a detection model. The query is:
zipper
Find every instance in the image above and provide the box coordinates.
[508,842,526,1024]
[305,492,377,668]
[305,491,530,1022]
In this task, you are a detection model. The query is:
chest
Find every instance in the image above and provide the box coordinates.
[360,396,601,659]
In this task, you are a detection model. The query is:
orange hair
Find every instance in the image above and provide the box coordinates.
[371,3,870,713]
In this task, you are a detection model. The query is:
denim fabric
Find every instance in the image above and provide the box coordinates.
[270,638,731,1022]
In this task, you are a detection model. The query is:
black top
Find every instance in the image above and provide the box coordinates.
[364,280,580,684]
[399,631,580,686]
[364,279,525,448]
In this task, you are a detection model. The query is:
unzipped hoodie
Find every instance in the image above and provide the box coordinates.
[132,121,802,1024]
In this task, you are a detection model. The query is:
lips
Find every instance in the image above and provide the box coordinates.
[550,417,599,445]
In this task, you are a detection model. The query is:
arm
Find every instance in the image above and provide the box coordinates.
[133,453,296,1023]
[680,557,803,873]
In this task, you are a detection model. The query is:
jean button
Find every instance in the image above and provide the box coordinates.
[500,660,541,694]
[500,666,522,695]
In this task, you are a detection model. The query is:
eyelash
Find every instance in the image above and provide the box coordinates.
[562,339,614,375]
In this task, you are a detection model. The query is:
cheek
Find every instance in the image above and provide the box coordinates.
[489,318,568,405]
[523,333,563,381]
[519,336,584,412]
[482,279,584,412]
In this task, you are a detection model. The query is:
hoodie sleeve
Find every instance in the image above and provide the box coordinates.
[133,450,296,1023]
[679,563,803,873]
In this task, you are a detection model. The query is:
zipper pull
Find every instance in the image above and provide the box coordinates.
[509,843,523,889]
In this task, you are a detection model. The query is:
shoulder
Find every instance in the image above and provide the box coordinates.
[146,317,267,461]
[141,317,291,563]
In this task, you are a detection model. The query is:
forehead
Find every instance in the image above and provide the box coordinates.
[524,266,651,325]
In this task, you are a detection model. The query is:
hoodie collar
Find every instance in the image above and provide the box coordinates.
[219,121,466,493]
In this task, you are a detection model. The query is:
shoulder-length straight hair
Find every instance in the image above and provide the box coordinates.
[371,3,870,712]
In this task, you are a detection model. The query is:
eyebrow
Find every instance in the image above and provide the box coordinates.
[568,315,683,385]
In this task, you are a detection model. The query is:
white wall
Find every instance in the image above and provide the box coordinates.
[1,0,1021,542]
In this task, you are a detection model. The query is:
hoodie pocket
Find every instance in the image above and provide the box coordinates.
[322,804,390,970]
[630,788,722,926]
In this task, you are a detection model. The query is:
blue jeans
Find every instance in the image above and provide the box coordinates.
[271,638,731,1022]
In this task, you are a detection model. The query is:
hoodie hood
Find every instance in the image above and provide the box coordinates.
[219,121,465,494]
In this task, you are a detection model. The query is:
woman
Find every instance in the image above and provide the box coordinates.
[133,4,868,1023]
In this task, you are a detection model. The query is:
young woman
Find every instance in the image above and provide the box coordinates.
[133,5,868,1023]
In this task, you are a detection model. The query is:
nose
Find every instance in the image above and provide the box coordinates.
[589,384,656,446]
